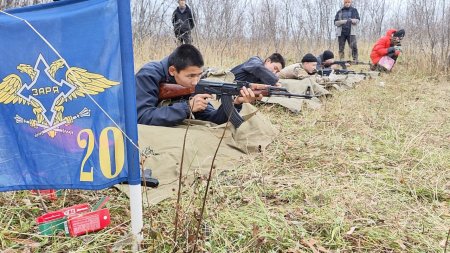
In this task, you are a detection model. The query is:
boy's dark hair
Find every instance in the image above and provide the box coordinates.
[266,53,285,69]
[168,44,204,71]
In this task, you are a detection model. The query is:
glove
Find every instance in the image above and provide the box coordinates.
[394,45,402,52]
[387,47,396,54]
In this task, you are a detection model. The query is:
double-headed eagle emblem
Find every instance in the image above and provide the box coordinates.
[0,54,119,138]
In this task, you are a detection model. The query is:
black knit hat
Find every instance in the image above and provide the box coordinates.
[322,50,334,61]
[301,53,318,63]
[393,29,405,38]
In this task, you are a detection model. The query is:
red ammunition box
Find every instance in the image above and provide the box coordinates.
[36,203,91,236]
[36,204,90,223]
[67,209,111,237]
[30,189,62,200]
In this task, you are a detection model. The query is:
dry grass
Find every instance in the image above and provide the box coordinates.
[141,66,450,252]
[1,47,449,252]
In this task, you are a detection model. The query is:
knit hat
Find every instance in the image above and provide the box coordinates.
[322,50,334,61]
[301,53,318,63]
[393,29,405,38]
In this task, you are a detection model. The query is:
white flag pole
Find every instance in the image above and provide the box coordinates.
[130,184,143,250]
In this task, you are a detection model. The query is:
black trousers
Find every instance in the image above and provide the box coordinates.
[175,31,192,45]
[338,34,358,61]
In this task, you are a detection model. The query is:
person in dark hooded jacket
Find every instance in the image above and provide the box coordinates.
[135,44,259,127]
[172,0,195,45]
[230,53,285,87]
[370,29,405,71]
[316,50,336,71]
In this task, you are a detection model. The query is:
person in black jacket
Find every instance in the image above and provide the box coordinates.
[172,0,195,45]
[316,50,336,71]
[334,0,360,61]
[135,44,259,127]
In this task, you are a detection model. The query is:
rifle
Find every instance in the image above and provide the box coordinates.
[332,60,371,70]
[318,68,355,76]
[318,68,370,76]
[159,79,314,128]
[159,79,314,100]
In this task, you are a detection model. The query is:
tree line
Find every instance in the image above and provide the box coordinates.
[2,0,449,74]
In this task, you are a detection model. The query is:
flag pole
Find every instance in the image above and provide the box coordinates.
[129,184,144,249]
[117,0,144,249]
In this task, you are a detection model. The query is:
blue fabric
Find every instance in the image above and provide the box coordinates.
[135,58,238,126]
[0,0,140,191]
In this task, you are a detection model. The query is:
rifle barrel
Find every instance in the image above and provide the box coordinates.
[270,91,313,99]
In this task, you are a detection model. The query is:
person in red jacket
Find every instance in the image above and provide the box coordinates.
[370,29,405,71]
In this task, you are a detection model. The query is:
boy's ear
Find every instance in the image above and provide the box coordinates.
[168,66,177,76]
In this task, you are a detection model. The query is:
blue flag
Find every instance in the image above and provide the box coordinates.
[0,0,140,191]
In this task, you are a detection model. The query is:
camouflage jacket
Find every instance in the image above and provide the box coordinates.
[278,63,311,80]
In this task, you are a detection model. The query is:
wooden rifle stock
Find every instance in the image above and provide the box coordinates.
[159,83,194,100]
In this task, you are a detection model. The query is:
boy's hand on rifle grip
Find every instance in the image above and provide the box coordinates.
[234,87,262,104]
[189,94,212,112]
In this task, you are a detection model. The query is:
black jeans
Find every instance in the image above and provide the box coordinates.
[338,34,358,61]
[175,31,192,45]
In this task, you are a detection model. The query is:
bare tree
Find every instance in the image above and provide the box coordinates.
[356,0,389,40]
[132,0,173,59]
[3,0,449,74]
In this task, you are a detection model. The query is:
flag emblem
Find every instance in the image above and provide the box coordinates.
[1,54,119,138]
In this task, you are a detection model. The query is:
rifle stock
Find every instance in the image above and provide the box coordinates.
[159,83,195,100]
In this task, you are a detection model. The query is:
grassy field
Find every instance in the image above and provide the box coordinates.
[0,64,449,252]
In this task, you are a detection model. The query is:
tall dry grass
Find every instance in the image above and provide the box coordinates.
[1,1,449,252]
[134,37,449,80]
[1,41,448,252]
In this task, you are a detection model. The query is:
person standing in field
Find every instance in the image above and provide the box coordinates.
[172,0,195,45]
[334,0,360,62]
